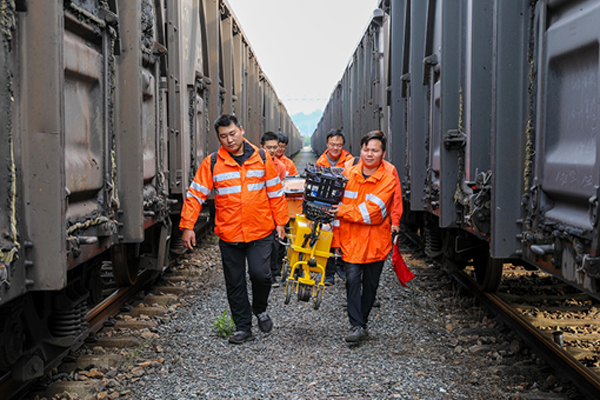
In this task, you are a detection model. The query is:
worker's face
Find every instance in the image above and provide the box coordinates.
[276,142,286,158]
[262,139,280,159]
[326,136,345,159]
[360,139,385,169]
[217,123,245,156]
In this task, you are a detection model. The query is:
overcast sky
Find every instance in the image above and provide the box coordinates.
[226,0,380,116]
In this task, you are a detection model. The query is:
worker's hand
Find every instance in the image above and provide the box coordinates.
[276,225,286,239]
[328,204,339,217]
[391,225,400,234]
[182,229,196,250]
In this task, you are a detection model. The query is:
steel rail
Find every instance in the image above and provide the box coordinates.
[452,270,600,400]
[86,269,157,333]
[1,269,159,400]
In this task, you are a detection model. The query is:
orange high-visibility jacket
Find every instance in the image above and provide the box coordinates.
[343,158,403,226]
[316,149,354,168]
[279,155,298,177]
[180,141,289,243]
[336,162,396,264]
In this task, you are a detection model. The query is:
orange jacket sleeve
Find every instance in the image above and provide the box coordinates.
[337,179,395,226]
[179,156,214,231]
[286,157,298,176]
[264,153,289,226]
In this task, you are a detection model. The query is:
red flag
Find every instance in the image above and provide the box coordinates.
[392,243,415,287]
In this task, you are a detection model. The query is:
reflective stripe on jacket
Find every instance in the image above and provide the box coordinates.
[337,162,396,264]
[180,141,289,242]
[343,158,403,226]
[279,155,298,177]
[316,149,354,168]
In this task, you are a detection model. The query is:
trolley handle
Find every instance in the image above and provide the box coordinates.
[278,236,291,246]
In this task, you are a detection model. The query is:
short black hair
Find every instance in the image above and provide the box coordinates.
[260,131,279,145]
[276,131,288,145]
[326,129,346,144]
[360,130,387,152]
[214,114,241,134]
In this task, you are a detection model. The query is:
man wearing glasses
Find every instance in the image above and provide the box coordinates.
[316,129,354,286]
[315,129,354,168]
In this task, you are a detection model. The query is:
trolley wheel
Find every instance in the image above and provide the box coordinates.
[297,284,311,302]
[281,259,290,281]
[313,287,323,310]
[284,279,293,304]
[110,244,140,287]
[473,248,503,293]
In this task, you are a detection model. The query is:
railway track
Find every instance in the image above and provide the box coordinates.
[0,269,159,400]
[0,219,213,400]
[452,264,600,400]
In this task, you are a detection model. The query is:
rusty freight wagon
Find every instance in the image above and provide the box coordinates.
[0,0,299,384]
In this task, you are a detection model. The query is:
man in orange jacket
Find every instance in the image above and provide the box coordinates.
[180,115,289,344]
[316,129,354,286]
[275,131,298,177]
[330,130,396,343]
[315,129,355,168]
[260,131,287,287]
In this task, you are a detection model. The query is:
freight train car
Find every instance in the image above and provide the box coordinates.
[315,0,600,301]
[312,8,389,157]
[0,0,297,382]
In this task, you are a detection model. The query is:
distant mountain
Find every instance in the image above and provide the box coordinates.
[291,110,323,137]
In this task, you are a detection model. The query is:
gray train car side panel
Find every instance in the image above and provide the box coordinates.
[389,0,408,186]
[490,0,529,258]
[407,0,428,211]
[438,0,461,228]
[116,0,144,242]
[21,1,66,291]
[539,3,599,231]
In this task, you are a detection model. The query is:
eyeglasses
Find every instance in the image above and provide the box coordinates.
[328,143,344,149]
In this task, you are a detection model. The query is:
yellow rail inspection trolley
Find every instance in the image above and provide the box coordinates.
[281,164,347,310]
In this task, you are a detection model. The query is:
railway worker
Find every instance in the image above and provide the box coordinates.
[344,150,403,234]
[260,131,287,287]
[316,129,355,286]
[180,114,289,345]
[275,131,299,177]
[329,130,396,343]
[315,129,355,168]
[261,131,286,181]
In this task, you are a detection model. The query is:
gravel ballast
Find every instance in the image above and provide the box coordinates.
[120,235,580,400]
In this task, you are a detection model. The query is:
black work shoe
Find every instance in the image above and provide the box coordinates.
[257,312,273,333]
[345,326,367,343]
[271,278,280,288]
[324,276,334,286]
[228,331,255,344]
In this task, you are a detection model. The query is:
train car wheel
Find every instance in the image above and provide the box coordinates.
[110,244,140,287]
[473,249,503,293]
[0,311,25,368]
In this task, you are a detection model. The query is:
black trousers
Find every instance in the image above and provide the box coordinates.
[269,230,285,277]
[345,260,384,328]
[219,235,272,332]
[325,257,336,279]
